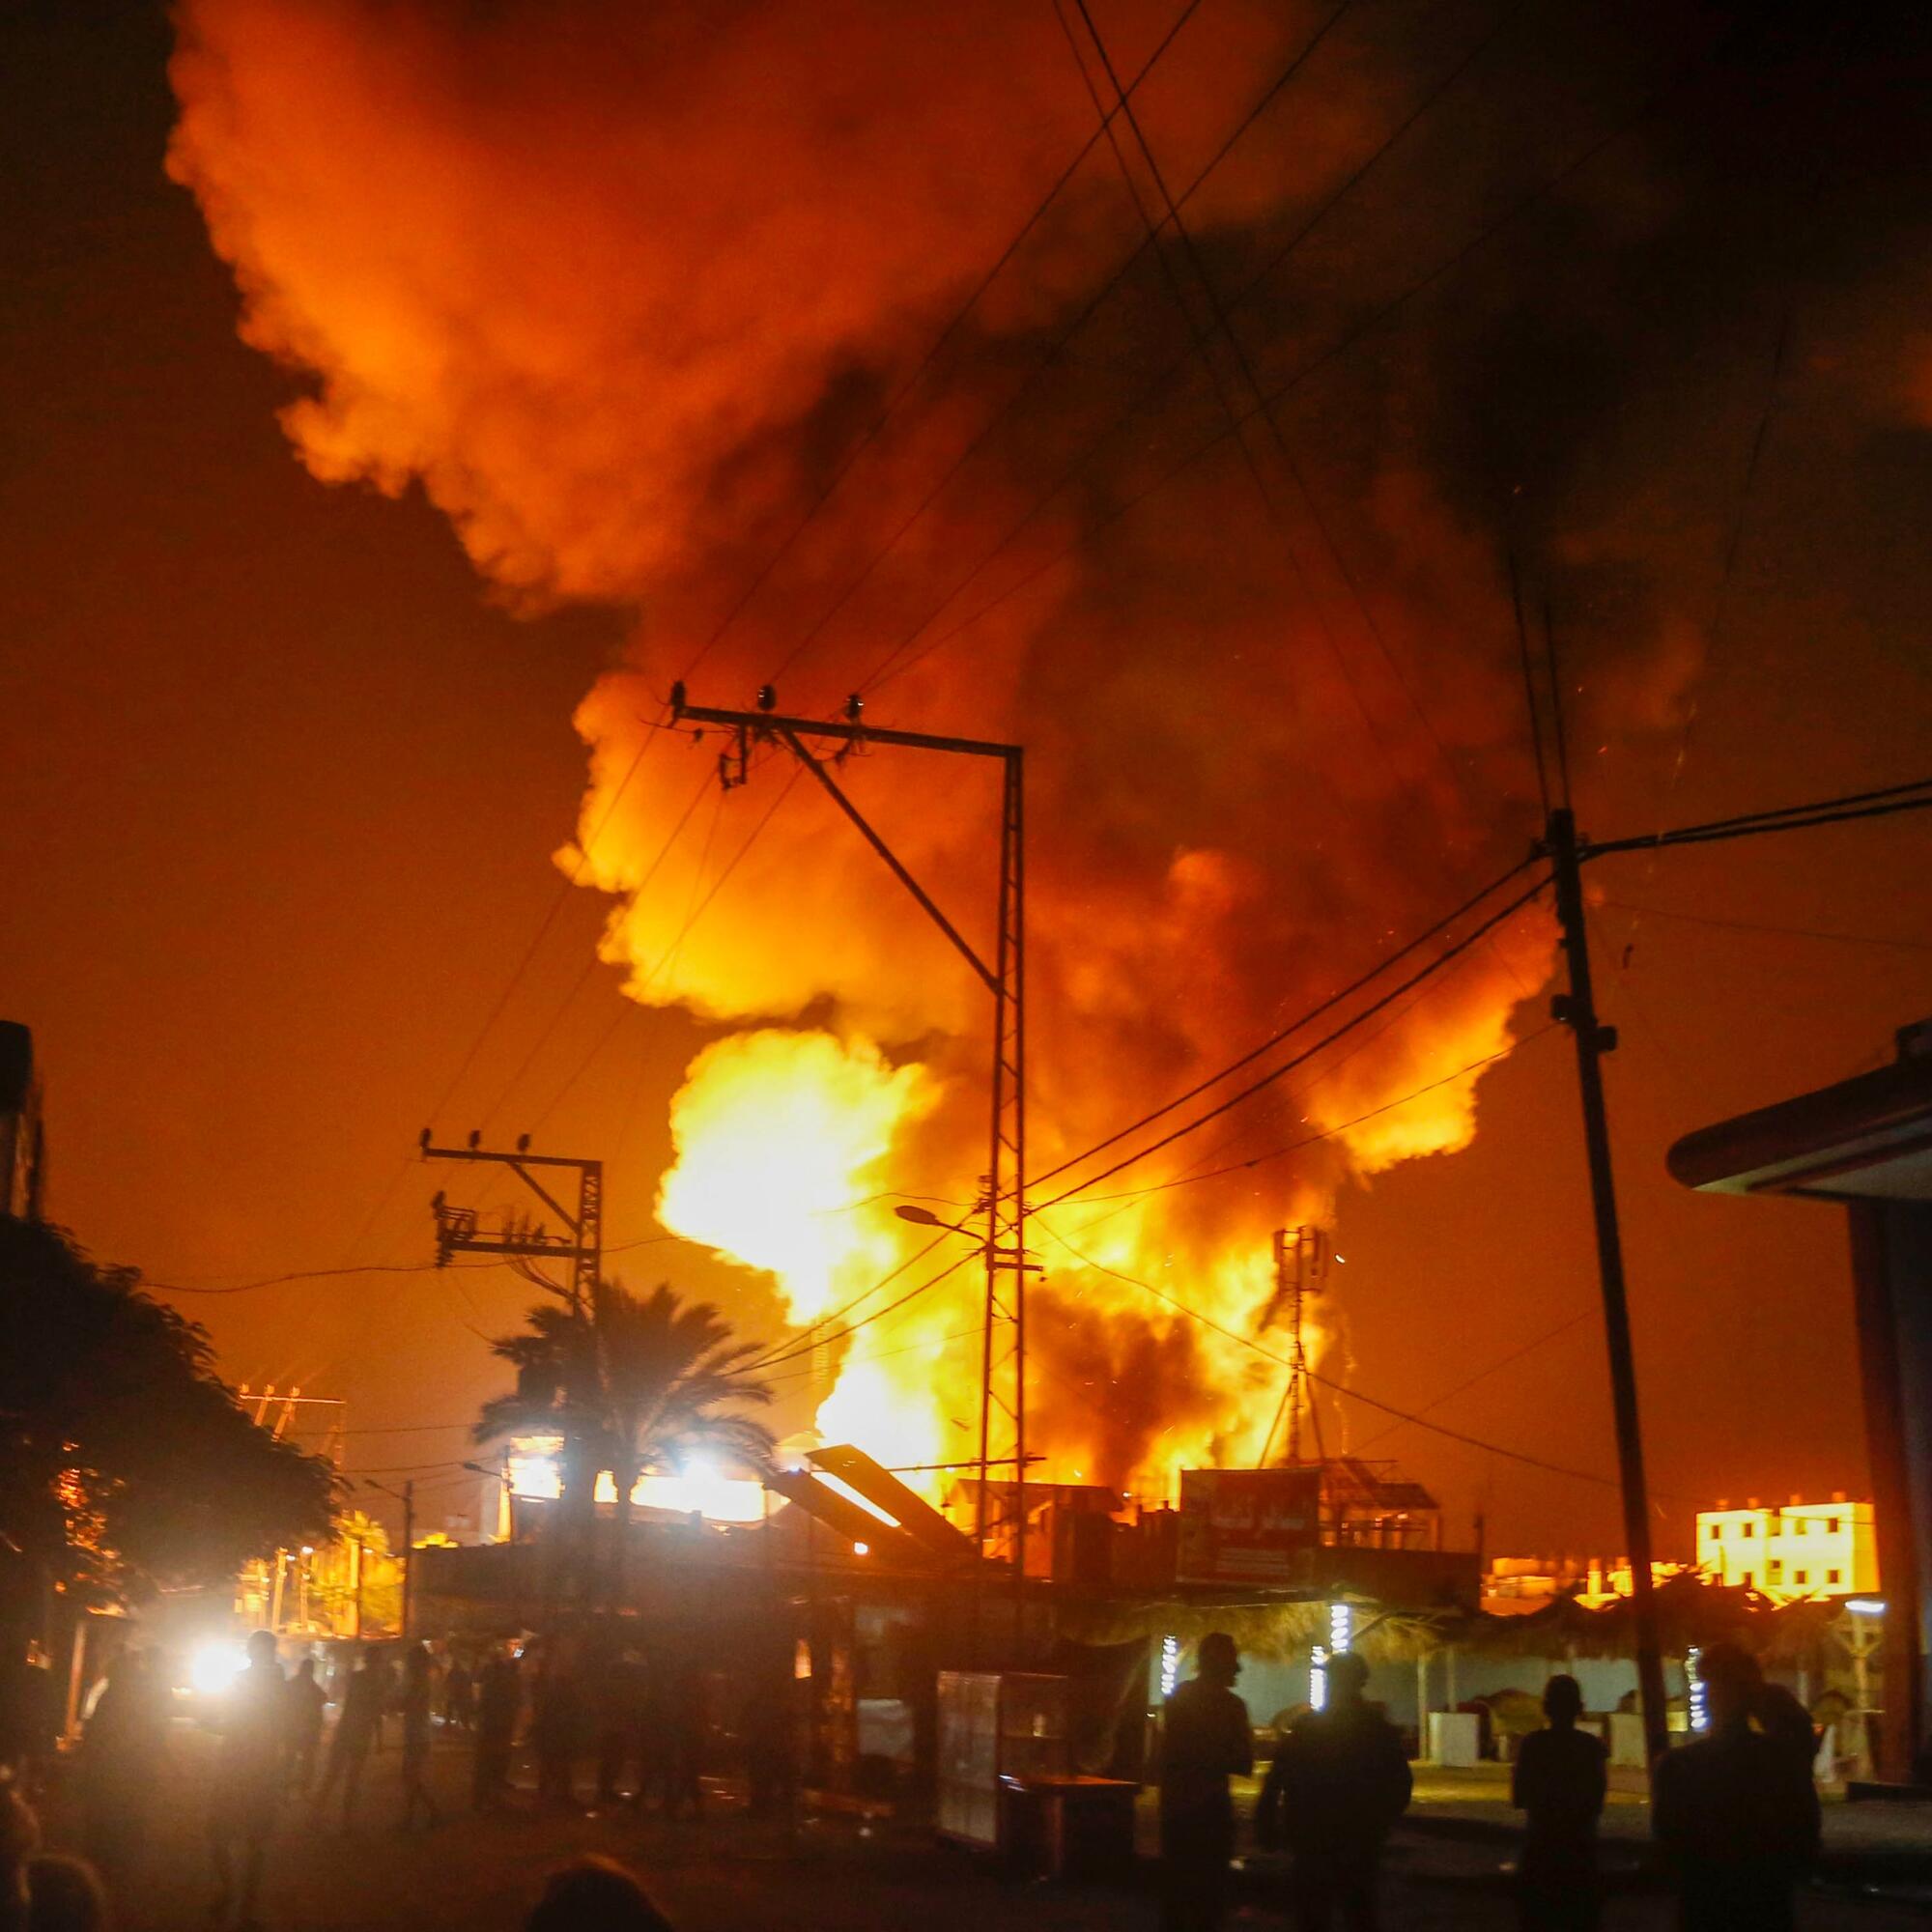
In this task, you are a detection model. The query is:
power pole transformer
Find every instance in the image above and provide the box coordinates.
[417,1136,603,1320]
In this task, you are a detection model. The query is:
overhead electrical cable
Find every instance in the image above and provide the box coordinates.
[1035,1222,1620,1490]
[1034,875,1549,1212]
[761,0,1358,696]
[692,0,1214,684]
[738,1232,952,1372]
[1028,857,1537,1193]
[1051,1022,1559,1216]
[1584,778,1932,858]
[868,40,1712,698]
[1598,898,1932,954]
[742,1249,979,1377]
[526,766,807,1130]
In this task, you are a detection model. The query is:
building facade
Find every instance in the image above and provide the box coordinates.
[1696,1498,1878,1603]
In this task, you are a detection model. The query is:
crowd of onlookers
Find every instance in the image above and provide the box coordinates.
[0,1625,705,1930]
[1158,1632,1824,1932]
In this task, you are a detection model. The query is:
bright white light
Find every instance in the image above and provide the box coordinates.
[636,1468,768,1522]
[190,1640,247,1694]
[1329,1603,1353,1654]
[810,1470,902,1528]
[1687,1645,1708,1733]
[1309,1648,1328,1712]
[1159,1635,1179,1700]
[1847,1599,1887,1618]
[853,1542,869,1556]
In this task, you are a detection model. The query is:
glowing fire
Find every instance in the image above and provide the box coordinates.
[166,0,1585,1506]
[656,1029,936,1323]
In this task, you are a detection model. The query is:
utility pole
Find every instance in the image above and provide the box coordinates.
[367,1477,417,1640]
[401,1480,415,1640]
[1542,805,1669,1769]
[419,1137,603,1319]
[671,685,1029,1633]
[419,1137,603,1613]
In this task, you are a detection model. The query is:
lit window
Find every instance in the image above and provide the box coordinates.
[1742,1572,1754,1588]
[1768,1561,1783,1581]
[1705,1523,1719,1540]
[1829,1570,1842,1585]
[1794,1571,1808,1586]
[1742,1523,1754,1539]
[1829,1518,1840,1535]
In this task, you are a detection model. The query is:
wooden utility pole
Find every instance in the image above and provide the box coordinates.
[1543,806,1669,1769]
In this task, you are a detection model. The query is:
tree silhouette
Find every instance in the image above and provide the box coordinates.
[0,1218,336,1609]
[474,1279,775,1602]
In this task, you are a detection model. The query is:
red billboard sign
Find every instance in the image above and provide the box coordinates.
[1177,1466,1322,1584]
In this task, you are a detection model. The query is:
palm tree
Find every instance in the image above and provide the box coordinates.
[474,1280,776,1605]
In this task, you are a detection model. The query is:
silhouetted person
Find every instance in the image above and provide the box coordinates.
[0,1782,42,1932]
[1513,1674,1606,1930]
[532,1654,581,1809]
[207,1630,286,1928]
[526,1855,673,1932]
[1257,1650,1410,1932]
[664,1652,705,1819]
[473,1650,520,1813]
[78,1650,164,1889]
[398,1645,441,1831]
[1158,1631,1252,1932]
[742,1663,796,1820]
[285,1658,327,1797]
[1653,1642,1820,1932]
[596,1648,645,1805]
[315,1652,384,1830]
[442,1659,474,1733]
[24,1858,106,1932]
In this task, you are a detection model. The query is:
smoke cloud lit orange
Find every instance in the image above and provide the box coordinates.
[172,0,1717,1497]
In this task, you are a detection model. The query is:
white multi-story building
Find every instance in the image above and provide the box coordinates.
[1696,1495,1878,1603]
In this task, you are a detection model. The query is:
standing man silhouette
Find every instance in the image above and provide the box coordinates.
[1513,1673,1606,1929]
[207,1632,287,1928]
[1653,1642,1820,1932]
[1158,1632,1252,1932]
[1257,1649,1410,1931]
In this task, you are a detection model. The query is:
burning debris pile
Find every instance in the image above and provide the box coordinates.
[168,0,1899,1495]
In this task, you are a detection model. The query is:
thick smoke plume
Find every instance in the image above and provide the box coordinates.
[169,0,1912,1491]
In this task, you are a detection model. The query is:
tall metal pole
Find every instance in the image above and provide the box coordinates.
[401,1479,415,1641]
[1545,806,1669,1768]
[674,694,1028,1615]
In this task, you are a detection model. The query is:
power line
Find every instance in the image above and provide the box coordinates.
[1029,857,1536,1194]
[791,0,1361,697]
[869,39,1707,698]
[151,1235,680,1298]
[475,763,717,1134]
[1052,1022,1558,1211]
[526,765,806,1130]
[739,1232,952,1372]
[1599,897,1932,954]
[1035,873,1549,1210]
[1584,778,1932,859]
[1351,1307,1595,1457]
[1034,1223,1619,1489]
[744,1248,979,1378]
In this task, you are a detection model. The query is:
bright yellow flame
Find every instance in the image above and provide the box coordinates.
[657,1029,935,1321]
